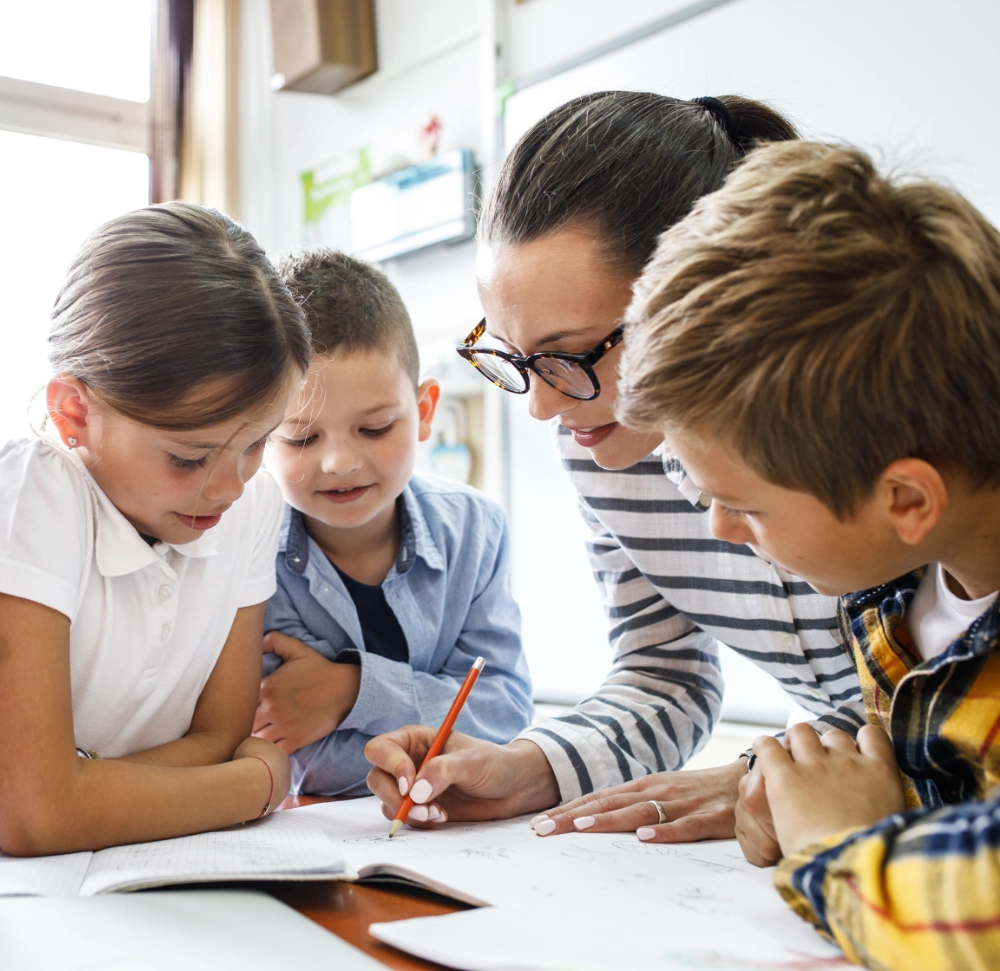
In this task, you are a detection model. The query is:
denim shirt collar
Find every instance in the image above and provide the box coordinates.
[279,484,445,578]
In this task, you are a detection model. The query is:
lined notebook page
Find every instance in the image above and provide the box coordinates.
[0,849,91,897]
[81,823,348,895]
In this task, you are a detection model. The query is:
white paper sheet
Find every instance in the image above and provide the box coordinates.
[1,889,386,971]
[372,901,852,971]
[279,796,539,874]
[0,848,91,897]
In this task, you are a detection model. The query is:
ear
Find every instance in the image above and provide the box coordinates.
[416,378,441,443]
[878,458,949,547]
[46,375,93,448]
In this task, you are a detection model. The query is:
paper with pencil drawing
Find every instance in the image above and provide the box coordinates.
[285,798,849,970]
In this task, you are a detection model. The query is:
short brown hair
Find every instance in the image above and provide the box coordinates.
[50,202,310,430]
[278,249,419,384]
[617,141,1000,516]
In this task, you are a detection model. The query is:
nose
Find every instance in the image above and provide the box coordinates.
[527,377,577,423]
[321,437,363,477]
[202,458,245,506]
[708,502,755,547]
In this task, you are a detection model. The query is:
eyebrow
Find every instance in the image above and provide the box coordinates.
[167,420,284,451]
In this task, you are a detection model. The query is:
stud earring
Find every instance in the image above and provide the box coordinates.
[67,436,78,448]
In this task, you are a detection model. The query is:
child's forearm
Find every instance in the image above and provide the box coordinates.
[775,795,1000,970]
[0,746,285,856]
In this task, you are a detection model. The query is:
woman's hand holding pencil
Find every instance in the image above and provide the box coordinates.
[365,708,562,828]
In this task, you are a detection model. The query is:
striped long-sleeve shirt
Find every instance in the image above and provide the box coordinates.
[519,425,865,801]
[775,571,1000,970]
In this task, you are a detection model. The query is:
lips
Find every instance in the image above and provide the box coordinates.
[566,422,618,449]
[319,485,373,504]
[175,512,225,531]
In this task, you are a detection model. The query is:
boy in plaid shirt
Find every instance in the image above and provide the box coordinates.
[618,140,1000,970]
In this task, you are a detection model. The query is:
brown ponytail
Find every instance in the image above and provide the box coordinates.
[49,202,311,430]
[480,91,798,272]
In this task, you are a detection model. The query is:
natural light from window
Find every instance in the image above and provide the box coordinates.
[0,0,152,101]
[0,130,149,446]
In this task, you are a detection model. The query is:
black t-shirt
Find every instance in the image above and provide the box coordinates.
[333,564,409,664]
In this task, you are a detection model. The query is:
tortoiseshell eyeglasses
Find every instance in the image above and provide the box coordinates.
[456,319,625,401]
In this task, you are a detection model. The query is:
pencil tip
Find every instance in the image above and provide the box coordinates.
[389,819,403,837]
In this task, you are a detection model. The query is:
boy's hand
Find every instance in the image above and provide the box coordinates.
[755,723,906,858]
[734,749,781,866]
[253,632,360,754]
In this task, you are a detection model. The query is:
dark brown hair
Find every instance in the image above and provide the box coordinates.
[480,91,798,272]
[278,248,419,385]
[618,141,1000,516]
[49,202,310,429]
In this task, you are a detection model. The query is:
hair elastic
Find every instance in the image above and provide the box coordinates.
[248,755,274,818]
[691,96,740,147]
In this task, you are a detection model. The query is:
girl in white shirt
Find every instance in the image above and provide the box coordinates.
[0,202,310,855]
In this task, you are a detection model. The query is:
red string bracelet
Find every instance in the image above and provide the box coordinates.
[247,755,274,818]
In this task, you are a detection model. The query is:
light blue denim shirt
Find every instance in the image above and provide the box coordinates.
[263,474,533,796]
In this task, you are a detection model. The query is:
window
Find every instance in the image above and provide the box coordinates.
[0,1,153,445]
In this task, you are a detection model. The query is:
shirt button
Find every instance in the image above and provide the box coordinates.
[158,585,172,602]
[160,623,171,641]
[780,632,796,648]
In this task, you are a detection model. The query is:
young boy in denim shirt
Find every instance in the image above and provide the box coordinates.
[255,250,532,798]
[618,141,1000,970]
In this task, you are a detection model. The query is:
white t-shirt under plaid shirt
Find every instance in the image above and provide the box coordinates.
[519,425,865,802]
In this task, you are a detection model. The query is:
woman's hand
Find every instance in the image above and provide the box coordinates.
[233,736,292,814]
[365,729,560,824]
[253,631,360,754]
[529,759,747,841]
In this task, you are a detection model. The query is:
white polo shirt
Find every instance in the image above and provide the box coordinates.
[0,438,282,758]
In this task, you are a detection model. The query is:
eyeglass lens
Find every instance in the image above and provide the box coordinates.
[469,352,529,392]
[533,357,596,399]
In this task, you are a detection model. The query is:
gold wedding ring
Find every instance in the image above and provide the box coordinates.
[648,800,667,824]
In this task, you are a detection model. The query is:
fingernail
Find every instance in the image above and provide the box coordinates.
[436,809,447,823]
[428,805,442,822]
[636,827,656,841]
[534,818,556,836]
[410,778,433,804]
[398,776,409,797]
[408,805,429,822]
[530,814,550,829]
[573,816,596,831]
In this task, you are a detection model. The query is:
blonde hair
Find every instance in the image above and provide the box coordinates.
[49,202,311,429]
[617,141,1000,516]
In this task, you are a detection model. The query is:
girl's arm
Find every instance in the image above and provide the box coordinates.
[0,593,289,856]
[116,603,265,767]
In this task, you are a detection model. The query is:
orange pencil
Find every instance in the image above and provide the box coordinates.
[389,656,485,837]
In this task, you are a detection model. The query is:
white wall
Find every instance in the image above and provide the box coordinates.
[239,0,1000,720]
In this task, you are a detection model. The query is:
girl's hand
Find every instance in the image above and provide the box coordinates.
[755,724,905,857]
[233,736,292,814]
[530,760,746,841]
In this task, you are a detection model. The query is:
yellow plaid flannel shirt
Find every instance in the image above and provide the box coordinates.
[774,568,1000,971]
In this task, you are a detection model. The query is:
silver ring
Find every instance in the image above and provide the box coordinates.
[648,800,667,824]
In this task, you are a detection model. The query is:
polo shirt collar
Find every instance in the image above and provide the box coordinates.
[70,450,219,577]
[280,484,445,578]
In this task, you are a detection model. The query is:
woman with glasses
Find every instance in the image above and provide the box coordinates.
[366,91,864,862]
